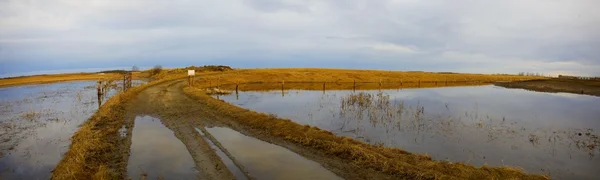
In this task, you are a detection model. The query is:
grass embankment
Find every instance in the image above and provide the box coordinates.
[183,69,547,179]
[495,78,600,97]
[51,75,185,180]
[0,72,148,88]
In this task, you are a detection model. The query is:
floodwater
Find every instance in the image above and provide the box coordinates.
[218,85,600,179]
[195,127,248,180]
[127,116,198,179]
[206,127,342,180]
[0,80,143,179]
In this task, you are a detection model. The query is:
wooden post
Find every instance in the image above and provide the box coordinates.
[400,79,403,86]
[282,80,285,91]
[323,82,325,91]
[123,75,126,91]
[379,79,382,89]
[418,79,421,87]
[236,82,239,94]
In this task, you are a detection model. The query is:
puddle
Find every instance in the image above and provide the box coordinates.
[206,127,342,180]
[127,116,197,179]
[0,80,145,179]
[218,85,600,179]
[195,128,247,180]
[118,125,127,138]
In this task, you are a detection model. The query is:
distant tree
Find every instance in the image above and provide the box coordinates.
[132,65,140,72]
[151,65,162,76]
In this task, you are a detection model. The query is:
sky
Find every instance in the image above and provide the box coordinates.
[1,0,599,77]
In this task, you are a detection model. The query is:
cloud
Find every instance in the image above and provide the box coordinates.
[371,43,419,54]
[0,0,598,76]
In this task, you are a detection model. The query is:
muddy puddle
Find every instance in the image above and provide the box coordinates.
[127,116,198,179]
[204,127,342,180]
[0,80,144,179]
[218,85,600,179]
[195,128,248,180]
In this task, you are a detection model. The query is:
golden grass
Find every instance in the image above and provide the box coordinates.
[495,78,600,96]
[0,72,149,88]
[223,82,490,92]
[51,75,185,180]
[185,68,542,88]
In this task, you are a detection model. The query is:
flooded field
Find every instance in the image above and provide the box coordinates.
[218,85,600,179]
[0,80,143,179]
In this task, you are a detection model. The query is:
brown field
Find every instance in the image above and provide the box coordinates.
[495,78,600,97]
[48,68,547,179]
[0,72,148,88]
[193,68,542,85]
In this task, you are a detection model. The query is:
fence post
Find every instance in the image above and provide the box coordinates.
[236,81,239,94]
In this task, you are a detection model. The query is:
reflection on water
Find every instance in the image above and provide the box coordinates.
[0,81,120,179]
[127,116,197,179]
[206,127,342,180]
[0,80,145,179]
[218,85,600,179]
[195,128,248,180]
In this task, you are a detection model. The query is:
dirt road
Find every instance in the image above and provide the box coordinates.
[125,80,235,179]
[124,80,384,180]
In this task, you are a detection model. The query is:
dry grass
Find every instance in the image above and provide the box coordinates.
[0,72,149,88]
[224,82,490,92]
[177,68,543,90]
[495,78,600,96]
[51,75,185,180]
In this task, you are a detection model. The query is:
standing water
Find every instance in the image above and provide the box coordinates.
[127,116,198,179]
[206,127,342,180]
[0,80,143,179]
[218,85,600,179]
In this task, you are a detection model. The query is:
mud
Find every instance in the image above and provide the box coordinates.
[124,81,234,179]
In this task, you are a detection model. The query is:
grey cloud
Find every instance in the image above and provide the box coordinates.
[0,0,598,76]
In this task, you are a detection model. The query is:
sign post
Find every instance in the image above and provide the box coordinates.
[188,70,195,86]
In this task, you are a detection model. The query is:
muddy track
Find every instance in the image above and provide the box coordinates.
[125,80,235,179]
[124,79,392,179]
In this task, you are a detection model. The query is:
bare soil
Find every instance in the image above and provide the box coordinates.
[495,79,600,97]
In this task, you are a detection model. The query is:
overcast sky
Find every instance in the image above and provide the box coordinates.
[1,0,599,77]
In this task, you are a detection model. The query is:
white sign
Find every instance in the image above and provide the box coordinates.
[188,70,195,76]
